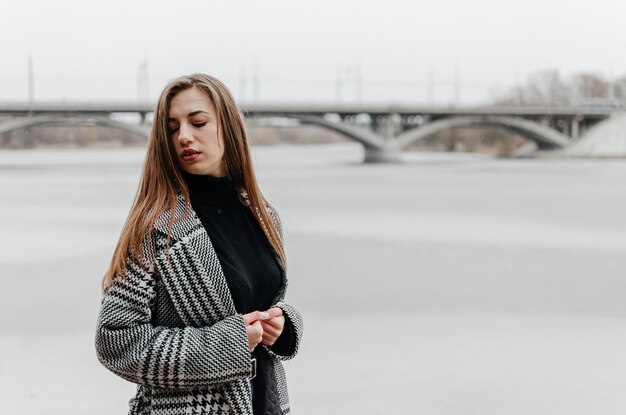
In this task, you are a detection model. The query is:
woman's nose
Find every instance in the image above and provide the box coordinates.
[178,123,194,144]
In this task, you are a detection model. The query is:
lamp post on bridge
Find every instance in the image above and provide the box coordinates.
[28,55,34,104]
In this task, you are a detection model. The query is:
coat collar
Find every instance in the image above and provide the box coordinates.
[153,192,251,242]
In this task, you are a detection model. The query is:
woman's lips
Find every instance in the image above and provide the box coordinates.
[181,149,200,162]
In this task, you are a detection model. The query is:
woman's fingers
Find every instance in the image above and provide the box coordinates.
[260,321,282,337]
[265,307,283,319]
[242,310,271,325]
[260,316,284,347]
[261,334,276,346]
[243,309,284,350]
[246,320,264,351]
[263,315,285,329]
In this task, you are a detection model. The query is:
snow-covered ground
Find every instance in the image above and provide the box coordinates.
[1,143,626,414]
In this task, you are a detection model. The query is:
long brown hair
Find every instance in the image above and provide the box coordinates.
[102,73,285,290]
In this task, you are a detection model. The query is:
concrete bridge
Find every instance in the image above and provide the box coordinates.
[0,102,621,162]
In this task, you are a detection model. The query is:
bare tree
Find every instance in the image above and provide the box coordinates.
[494,70,609,106]
[525,70,571,105]
[571,73,608,101]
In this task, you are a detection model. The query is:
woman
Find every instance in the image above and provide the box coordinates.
[95,73,303,415]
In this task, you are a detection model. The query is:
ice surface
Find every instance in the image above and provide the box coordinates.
[1,143,626,414]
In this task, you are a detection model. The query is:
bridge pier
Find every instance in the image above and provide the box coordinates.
[363,146,401,163]
[562,119,570,137]
[571,115,581,140]
[384,113,403,140]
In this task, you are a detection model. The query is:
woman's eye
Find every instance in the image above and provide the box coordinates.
[192,122,207,128]
[168,126,179,134]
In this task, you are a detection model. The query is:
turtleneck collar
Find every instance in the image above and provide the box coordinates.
[183,172,241,207]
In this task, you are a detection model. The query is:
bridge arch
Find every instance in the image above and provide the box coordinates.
[250,114,386,150]
[0,115,149,139]
[248,114,401,162]
[396,115,571,150]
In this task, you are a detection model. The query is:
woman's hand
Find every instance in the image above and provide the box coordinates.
[243,311,270,352]
[260,307,285,347]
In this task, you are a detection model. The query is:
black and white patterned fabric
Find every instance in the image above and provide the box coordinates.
[95,194,303,415]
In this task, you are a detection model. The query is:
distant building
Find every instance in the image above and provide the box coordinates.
[574,77,626,109]
[609,77,626,105]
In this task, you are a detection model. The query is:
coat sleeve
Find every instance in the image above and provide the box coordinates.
[265,300,303,360]
[263,204,304,360]
[95,251,253,389]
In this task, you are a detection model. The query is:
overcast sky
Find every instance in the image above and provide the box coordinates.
[1,0,625,105]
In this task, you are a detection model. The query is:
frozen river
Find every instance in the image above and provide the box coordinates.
[1,142,626,414]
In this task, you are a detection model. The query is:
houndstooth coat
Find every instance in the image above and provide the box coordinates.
[95,195,303,415]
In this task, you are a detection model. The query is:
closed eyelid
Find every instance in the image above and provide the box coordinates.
[168,117,208,124]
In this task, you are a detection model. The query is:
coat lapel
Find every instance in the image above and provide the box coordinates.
[153,195,237,327]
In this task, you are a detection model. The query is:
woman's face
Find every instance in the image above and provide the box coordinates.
[168,87,226,177]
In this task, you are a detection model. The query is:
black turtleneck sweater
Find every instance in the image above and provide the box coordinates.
[183,172,292,415]
[184,172,283,313]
